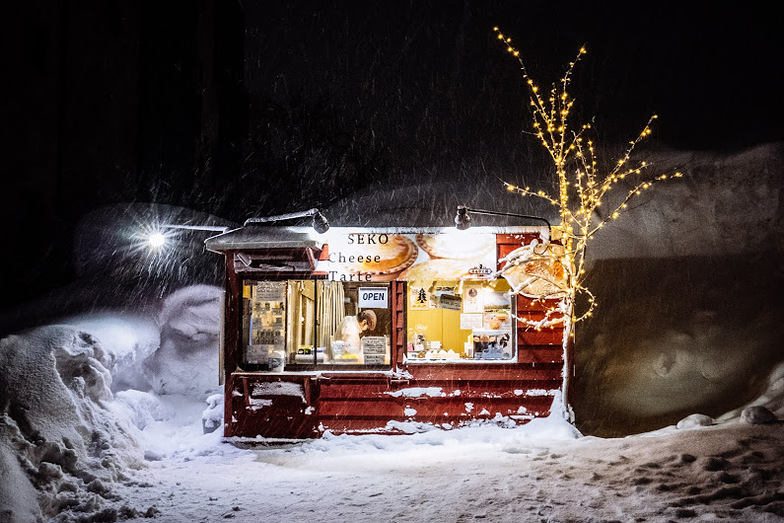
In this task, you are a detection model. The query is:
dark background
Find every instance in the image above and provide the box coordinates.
[3,0,782,311]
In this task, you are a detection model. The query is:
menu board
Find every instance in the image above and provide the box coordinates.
[247,282,286,364]
[362,336,388,365]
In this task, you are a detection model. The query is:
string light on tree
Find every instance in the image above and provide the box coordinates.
[488,27,681,403]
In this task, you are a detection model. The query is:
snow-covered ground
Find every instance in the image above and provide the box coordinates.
[3,299,784,522]
[2,144,784,522]
[115,416,784,523]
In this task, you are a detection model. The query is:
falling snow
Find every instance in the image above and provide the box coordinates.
[2,143,784,522]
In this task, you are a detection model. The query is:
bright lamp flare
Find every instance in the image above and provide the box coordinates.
[147,232,167,249]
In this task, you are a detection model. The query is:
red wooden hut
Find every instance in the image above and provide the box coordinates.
[205,220,568,439]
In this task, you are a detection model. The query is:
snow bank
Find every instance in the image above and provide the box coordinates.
[143,285,222,398]
[717,361,784,423]
[60,285,222,400]
[573,144,784,435]
[0,285,224,522]
[62,313,160,392]
[589,143,784,260]
[0,326,144,523]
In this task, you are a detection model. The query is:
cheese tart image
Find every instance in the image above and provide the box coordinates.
[416,233,495,260]
[339,234,419,280]
[502,242,567,298]
[397,258,479,282]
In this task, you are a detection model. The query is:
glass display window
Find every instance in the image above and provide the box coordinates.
[241,279,391,370]
[405,279,515,363]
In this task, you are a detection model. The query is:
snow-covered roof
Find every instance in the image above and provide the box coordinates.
[204,226,323,253]
[204,224,549,255]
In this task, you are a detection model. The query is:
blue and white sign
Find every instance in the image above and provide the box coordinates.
[359,287,388,308]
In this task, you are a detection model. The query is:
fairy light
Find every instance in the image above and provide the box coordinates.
[493,27,681,332]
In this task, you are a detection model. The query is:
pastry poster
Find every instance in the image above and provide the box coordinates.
[316,230,496,282]
[483,308,513,333]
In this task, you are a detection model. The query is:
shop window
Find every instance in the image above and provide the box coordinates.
[405,279,515,363]
[241,280,391,370]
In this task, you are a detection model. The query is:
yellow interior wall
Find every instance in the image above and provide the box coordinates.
[407,305,471,355]
[443,308,469,354]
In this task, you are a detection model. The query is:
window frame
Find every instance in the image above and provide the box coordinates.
[239,277,394,372]
[403,279,518,365]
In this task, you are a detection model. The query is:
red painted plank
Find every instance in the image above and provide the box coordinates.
[517,347,564,364]
[318,380,561,399]
[405,365,562,382]
[317,396,555,420]
[517,329,563,346]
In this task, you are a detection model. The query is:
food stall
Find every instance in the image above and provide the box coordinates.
[205,222,568,439]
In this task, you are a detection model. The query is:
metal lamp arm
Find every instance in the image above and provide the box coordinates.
[243,208,330,233]
[456,205,551,240]
[243,208,320,226]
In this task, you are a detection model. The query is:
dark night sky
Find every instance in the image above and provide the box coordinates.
[2,1,783,317]
[244,2,782,149]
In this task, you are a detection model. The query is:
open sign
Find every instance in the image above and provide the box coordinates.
[358,287,388,308]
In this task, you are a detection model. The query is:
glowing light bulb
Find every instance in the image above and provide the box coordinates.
[148,232,166,249]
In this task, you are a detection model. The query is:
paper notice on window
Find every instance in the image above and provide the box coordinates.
[364,354,386,364]
[460,313,483,330]
[409,286,429,310]
[462,284,484,313]
[255,281,286,302]
[362,337,387,354]
[438,294,462,311]
[362,337,388,364]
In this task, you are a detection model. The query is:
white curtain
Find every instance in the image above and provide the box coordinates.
[317,281,345,349]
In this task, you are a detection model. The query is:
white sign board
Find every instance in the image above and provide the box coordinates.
[359,287,388,308]
[362,337,388,365]
[438,294,462,311]
[460,313,484,330]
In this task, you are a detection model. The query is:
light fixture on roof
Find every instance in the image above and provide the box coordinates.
[454,205,551,240]
[244,207,330,234]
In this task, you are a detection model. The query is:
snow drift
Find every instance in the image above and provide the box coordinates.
[0,326,144,522]
[0,285,222,522]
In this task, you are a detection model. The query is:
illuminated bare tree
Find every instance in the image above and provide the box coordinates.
[490,28,681,412]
